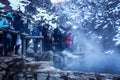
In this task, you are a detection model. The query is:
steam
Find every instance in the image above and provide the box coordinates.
[62,29,120,74]
[64,53,120,74]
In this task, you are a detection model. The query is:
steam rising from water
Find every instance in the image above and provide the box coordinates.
[64,52,120,74]
[62,30,120,74]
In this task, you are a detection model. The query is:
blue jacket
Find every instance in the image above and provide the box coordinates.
[32,27,40,36]
[0,18,8,28]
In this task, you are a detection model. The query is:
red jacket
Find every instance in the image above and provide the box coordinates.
[65,35,72,45]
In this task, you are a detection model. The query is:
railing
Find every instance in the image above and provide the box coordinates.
[0,28,28,36]
[0,28,43,56]
[23,36,44,56]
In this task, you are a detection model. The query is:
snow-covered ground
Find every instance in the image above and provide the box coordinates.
[8,0,30,12]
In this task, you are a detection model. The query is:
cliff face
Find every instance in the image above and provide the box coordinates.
[0,0,52,14]
[25,0,52,14]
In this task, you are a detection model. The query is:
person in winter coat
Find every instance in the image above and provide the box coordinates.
[42,24,51,52]
[32,25,41,53]
[0,14,10,56]
[12,11,25,55]
[0,14,8,56]
[54,25,62,51]
[0,15,8,28]
[65,30,72,51]
[46,27,54,51]
[2,16,16,56]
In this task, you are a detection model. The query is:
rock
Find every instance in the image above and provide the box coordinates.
[53,54,64,69]
[0,56,120,80]
[37,66,59,72]
[24,61,54,72]
[25,57,35,62]
[0,74,3,80]
[26,48,35,54]
[4,58,13,62]
[0,57,25,80]
[40,51,54,61]
[0,71,6,75]
[0,62,8,69]
[45,51,54,61]
[37,73,49,80]
[36,71,120,80]
[68,75,86,80]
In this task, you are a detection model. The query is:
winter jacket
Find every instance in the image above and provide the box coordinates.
[0,18,8,28]
[6,26,15,39]
[65,31,72,45]
[6,12,14,22]
[32,27,40,36]
[65,35,72,45]
[12,12,23,32]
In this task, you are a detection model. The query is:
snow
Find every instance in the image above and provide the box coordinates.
[0,3,5,7]
[8,0,30,12]
[102,24,108,29]
[32,7,58,28]
[72,25,78,29]
[113,36,120,46]
[108,1,114,5]
[37,66,60,71]
[51,0,70,4]
[105,50,114,55]
[62,51,79,59]
[98,36,102,39]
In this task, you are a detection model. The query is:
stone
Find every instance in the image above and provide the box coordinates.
[4,58,13,62]
[68,75,86,80]
[37,73,49,80]
[53,54,64,69]
[26,48,35,54]
[0,71,6,75]
[40,51,54,61]
[45,51,54,61]
[0,74,3,80]
[24,61,53,72]
[36,71,120,80]
[25,57,35,62]
[37,66,58,72]
[49,74,64,80]
[0,62,8,69]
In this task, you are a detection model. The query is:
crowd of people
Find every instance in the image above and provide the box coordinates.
[0,10,72,57]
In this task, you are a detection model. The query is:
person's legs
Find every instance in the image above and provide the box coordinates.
[3,38,10,56]
[34,39,38,53]
[15,45,20,55]
[0,34,3,56]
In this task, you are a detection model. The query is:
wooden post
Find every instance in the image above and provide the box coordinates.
[22,37,26,56]
[23,36,43,56]
[40,39,42,54]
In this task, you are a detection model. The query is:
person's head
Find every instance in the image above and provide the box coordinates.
[66,29,71,36]
[44,24,49,29]
[17,11,23,17]
[6,16,13,26]
[56,24,60,29]
[41,16,44,20]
